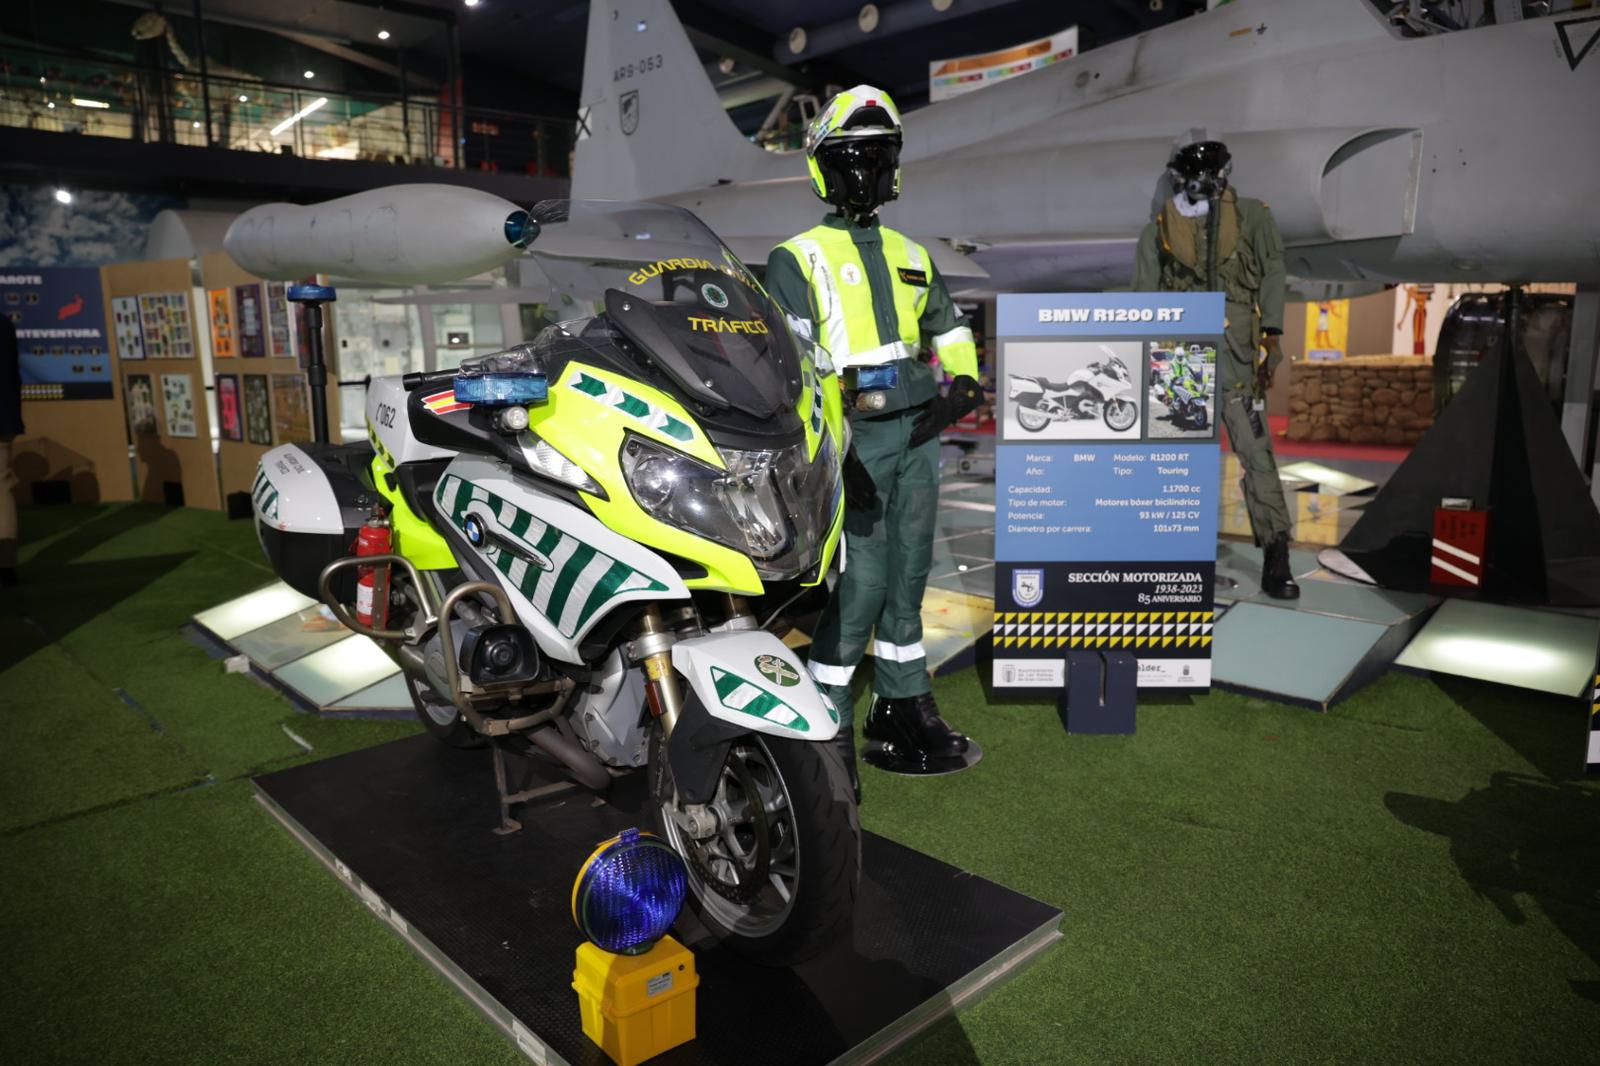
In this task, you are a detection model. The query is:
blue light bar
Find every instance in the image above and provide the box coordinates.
[855,364,899,391]
[451,372,548,406]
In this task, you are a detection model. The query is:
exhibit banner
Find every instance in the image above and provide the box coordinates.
[2,267,112,400]
[993,293,1223,691]
[929,26,1078,102]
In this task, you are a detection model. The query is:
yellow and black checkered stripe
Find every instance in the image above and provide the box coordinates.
[992,610,1216,649]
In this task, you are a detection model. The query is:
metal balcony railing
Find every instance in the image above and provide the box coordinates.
[1,43,574,177]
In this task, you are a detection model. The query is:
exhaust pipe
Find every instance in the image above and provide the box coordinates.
[528,727,611,791]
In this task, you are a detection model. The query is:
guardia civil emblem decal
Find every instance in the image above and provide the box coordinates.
[755,654,800,687]
[1012,569,1044,608]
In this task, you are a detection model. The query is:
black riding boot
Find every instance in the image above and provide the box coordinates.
[864,693,969,758]
[1261,532,1300,600]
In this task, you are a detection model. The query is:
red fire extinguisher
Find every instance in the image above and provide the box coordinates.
[354,508,392,630]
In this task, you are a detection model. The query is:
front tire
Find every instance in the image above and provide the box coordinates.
[650,730,859,965]
[1103,398,1138,432]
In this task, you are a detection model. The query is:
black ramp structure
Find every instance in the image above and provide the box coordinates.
[253,735,1062,1066]
[1338,292,1600,605]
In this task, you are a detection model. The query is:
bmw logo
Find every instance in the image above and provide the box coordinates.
[463,514,485,547]
[701,282,729,309]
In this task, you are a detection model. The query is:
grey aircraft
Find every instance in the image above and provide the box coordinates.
[574,0,1600,294]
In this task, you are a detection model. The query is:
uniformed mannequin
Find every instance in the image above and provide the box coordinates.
[766,86,983,796]
[1133,141,1299,599]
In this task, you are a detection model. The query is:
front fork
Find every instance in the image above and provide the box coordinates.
[634,595,754,841]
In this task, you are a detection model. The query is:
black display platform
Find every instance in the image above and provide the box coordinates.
[253,735,1061,1065]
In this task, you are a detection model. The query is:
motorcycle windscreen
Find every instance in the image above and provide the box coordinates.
[519,199,803,422]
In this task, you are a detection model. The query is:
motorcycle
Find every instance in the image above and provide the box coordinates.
[1150,363,1210,431]
[252,200,857,965]
[1009,354,1138,433]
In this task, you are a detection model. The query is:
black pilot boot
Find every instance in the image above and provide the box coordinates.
[1261,531,1301,600]
[864,692,969,759]
[831,732,861,805]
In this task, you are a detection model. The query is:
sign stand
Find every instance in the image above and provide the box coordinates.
[287,283,337,445]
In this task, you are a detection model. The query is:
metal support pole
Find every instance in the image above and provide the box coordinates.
[1563,282,1600,505]
[288,284,337,444]
[192,0,213,146]
[447,20,463,169]
[398,48,411,161]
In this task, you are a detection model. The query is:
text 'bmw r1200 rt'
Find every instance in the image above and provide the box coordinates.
[252,201,857,964]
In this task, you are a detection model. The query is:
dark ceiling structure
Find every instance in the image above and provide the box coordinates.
[211,0,1198,126]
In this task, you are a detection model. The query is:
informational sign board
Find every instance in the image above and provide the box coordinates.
[1,267,112,400]
[929,26,1078,102]
[993,293,1223,691]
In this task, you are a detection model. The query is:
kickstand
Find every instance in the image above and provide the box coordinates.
[490,738,579,836]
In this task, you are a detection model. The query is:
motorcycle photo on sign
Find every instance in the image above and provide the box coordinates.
[1002,340,1143,441]
[1146,341,1217,439]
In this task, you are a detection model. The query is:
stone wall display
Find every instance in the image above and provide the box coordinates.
[1285,355,1434,445]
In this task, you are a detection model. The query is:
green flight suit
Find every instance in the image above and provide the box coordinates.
[767,215,978,723]
[1133,190,1293,543]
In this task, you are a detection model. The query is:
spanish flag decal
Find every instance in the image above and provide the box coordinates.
[423,388,471,416]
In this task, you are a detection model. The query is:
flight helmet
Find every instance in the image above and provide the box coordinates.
[1169,140,1233,202]
[805,85,903,219]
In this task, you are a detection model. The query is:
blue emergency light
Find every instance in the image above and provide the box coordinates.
[451,372,549,406]
[571,828,688,956]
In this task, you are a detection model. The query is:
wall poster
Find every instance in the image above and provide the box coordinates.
[112,296,146,361]
[271,372,311,444]
[216,373,244,442]
[137,292,195,359]
[235,282,266,358]
[160,372,198,438]
[124,372,158,435]
[993,293,1223,691]
[243,374,273,445]
[1,266,113,400]
[208,288,236,358]
[265,281,294,358]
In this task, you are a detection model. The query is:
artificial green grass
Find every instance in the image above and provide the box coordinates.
[2,504,1597,1065]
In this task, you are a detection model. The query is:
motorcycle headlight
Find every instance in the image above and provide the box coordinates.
[621,434,841,578]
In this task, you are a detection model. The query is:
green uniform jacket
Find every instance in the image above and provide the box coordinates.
[1132,193,1287,382]
[766,214,975,416]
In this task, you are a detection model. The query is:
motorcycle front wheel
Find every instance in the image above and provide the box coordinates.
[1016,406,1052,433]
[1103,399,1138,432]
[650,730,860,965]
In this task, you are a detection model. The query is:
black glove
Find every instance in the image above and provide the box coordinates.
[909,375,982,448]
[842,448,878,511]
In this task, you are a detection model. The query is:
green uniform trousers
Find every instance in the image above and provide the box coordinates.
[807,410,938,726]
[1217,312,1292,544]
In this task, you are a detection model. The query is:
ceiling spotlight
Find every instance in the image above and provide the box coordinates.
[303,70,315,79]
[238,94,249,102]
[378,29,391,40]
[39,75,46,83]
[46,100,56,109]
[54,188,73,205]
[192,120,201,128]
[464,0,480,7]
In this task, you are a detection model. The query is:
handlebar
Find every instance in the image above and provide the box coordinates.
[401,369,458,392]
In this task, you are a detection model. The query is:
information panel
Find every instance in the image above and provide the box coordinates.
[993,293,1223,691]
[1,267,112,400]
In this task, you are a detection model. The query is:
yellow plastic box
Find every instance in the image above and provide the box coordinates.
[572,935,698,1066]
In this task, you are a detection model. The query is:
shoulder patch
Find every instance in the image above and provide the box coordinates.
[897,267,928,287]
